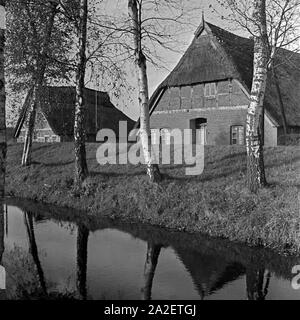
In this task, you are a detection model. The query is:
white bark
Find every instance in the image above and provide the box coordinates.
[0,1,6,199]
[246,0,268,192]
[74,0,89,184]
[128,0,161,182]
[0,1,6,300]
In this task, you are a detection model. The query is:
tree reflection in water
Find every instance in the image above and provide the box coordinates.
[0,197,5,299]
[76,224,89,300]
[141,243,162,300]
[2,199,299,300]
[24,211,47,295]
[246,267,271,300]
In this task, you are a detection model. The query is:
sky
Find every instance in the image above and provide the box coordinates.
[89,0,236,121]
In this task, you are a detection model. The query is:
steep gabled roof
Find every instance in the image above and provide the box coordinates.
[149,21,300,127]
[14,86,135,137]
[38,86,114,136]
[155,22,239,89]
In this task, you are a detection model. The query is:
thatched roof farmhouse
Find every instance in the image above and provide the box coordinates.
[148,19,300,146]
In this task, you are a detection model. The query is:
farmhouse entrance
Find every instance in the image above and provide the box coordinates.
[190,118,207,145]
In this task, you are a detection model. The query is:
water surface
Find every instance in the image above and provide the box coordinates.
[0,199,299,300]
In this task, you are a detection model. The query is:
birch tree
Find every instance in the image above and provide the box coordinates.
[128,0,161,182]
[126,0,201,182]
[245,0,269,192]
[215,0,300,139]
[0,0,5,299]
[21,1,58,166]
[74,0,89,184]
[0,0,6,198]
[6,0,74,166]
[214,0,299,191]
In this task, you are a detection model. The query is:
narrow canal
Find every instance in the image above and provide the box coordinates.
[0,199,299,300]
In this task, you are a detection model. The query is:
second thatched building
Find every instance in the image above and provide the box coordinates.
[15,86,135,143]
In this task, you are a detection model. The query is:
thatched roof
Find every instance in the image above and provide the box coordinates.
[14,86,135,138]
[149,21,300,127]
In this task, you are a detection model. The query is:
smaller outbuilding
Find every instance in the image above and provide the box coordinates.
[14,86,135,143]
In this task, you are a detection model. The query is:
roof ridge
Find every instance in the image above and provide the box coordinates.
[205,22,251,42]
[206,21,300,57]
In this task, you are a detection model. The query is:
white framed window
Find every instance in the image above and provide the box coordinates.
[231,126,244,145]
[204,83,217,97]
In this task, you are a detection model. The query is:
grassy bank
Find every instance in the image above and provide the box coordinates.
[5,142,300,255]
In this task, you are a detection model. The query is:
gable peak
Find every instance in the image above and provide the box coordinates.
[194,11,206,37]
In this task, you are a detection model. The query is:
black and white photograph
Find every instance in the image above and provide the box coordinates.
[0,0,299,310]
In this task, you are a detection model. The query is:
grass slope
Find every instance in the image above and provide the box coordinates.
[6,142,300,254]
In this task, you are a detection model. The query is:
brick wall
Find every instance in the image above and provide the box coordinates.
[151,108,248,145]
[151,79,250,145]
[17,129,61,143]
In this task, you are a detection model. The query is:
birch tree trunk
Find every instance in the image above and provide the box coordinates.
[74,0,88,184]
[22,2,58,166]
[0,0,6,199]
[246,0,268,192]
[128,0,161,183]
[0,0,6,300]
[141,243,161,300]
